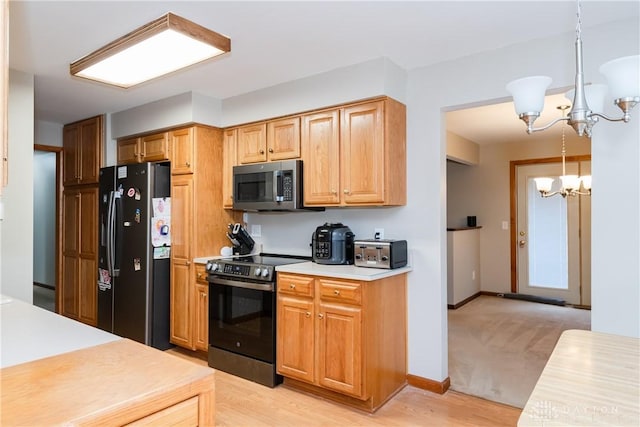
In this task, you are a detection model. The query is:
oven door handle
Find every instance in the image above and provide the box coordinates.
[209,277,274,292]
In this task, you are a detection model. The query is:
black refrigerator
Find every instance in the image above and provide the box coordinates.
[97,162,172,350]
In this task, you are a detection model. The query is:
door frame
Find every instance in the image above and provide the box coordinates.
[34,144,63,312]
[509,155,591,293]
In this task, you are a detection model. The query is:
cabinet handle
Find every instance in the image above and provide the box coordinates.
[289,284,296,289]
[331,189,337,195]
[197,273,203,279]
[259,150,265,154]
[318,313,324,319]
[305,311,311,318]
[343,189,350,194]
[185,162,191,167]
[268,148,274,153]
[334,289,341,296]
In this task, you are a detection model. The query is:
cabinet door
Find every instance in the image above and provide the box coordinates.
[141,132,170,162]
[63,125,79,185]
[117,137,140,164]
[341,101,385,204]
[194,282,209,351]
[277,295,315,383]
[317,302,363,398]
[301,110,340,206]
[170,260,193,349]
[171,128,195,175]
[170,175,194,348]
[78,117,101,184]
[267,117,300,160]
[78,187,98,325]
[238,123,267,164]
[222,129,237,209]
[61,189,80,318]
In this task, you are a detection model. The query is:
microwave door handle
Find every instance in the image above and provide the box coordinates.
[274,170,284,202]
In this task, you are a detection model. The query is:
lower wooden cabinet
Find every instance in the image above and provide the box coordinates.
[276,273,407,412]
[194,264,209,351]
[61,186,98,325]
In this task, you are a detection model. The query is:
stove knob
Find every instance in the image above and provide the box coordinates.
[254,267,262,277]
[206,261,218,272]
[261,268,270,278]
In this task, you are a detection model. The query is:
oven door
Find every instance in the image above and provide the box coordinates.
[208,276,276,363]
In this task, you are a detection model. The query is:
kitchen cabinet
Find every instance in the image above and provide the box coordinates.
[222,129,237,209]
[117,132,169,164]
[61,185,98,326]
[194,264,209,351]
[276,272,407,412]
[237,117,301,164]
[168,125,242,350]
[170,127,195,175]
[63,115,103,186]
[301,98,406,207]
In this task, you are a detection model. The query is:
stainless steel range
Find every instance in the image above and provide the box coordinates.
[206,254,309,387]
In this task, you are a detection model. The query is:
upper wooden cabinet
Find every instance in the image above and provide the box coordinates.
[222,129,238,209]
[63,115,103,186]
[238,117,301,164]
[170,128,196,175]
[117,132,169,164]
[301,98,406,207]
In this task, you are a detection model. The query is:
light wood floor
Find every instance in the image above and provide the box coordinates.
[166,347,521,426]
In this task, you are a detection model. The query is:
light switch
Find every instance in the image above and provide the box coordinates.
[502,221,509,230]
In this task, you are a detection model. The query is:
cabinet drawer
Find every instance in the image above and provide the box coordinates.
[319,279,362,305]
[195,264,207,284]
[126,396,198,426]
[278,274,314,297]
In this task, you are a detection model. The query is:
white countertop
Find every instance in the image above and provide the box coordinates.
[0,295,120,368]
[276,261,412,281]
[518,329,640,426]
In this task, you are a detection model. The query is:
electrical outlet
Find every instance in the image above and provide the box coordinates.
[251,224,262,237]
[374,228,385,240]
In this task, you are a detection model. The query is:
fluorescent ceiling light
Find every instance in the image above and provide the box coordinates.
[70,13,230,88]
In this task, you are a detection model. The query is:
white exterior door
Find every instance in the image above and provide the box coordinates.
[516,162,589,305]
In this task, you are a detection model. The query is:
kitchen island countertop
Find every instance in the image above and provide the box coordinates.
[276,261,412,281]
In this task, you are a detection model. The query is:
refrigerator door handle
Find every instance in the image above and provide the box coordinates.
[112,191,122,277]
[106,191,114,277]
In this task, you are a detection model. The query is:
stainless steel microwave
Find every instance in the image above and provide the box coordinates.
[232,160,321,211]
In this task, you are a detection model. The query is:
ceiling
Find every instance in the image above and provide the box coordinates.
[8,1,639,145]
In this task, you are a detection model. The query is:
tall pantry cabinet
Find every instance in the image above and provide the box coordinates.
[60,115,103,325]
[168,125,241,350]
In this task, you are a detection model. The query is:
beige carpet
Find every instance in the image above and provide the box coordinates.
[448,295,590,408]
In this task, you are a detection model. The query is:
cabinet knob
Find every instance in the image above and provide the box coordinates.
[331,189,337,195]
[289,283,296,289]
[343,189,350,194]
[305,311,311,318]
[334,289,340,296]
[318,313,324,319]
[268,148,274,153]
[185,162,191,167]
[197,273,203,279]
[259,149,265,154]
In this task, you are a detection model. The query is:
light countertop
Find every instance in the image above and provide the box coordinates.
[518,329,639,426]
[0,295,120,368]
[276,261,412,281]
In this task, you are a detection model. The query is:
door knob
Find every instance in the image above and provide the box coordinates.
[519,240,526,248]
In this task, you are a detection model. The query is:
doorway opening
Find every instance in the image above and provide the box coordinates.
[33,144,62,312]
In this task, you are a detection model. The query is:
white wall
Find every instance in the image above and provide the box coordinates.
[1,69,34,302]
[35,120,63,147]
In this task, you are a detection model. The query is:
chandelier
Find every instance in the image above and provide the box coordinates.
[534,106,591,198]
[506,1,640,137]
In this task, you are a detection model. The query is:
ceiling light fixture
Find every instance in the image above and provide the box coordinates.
[506,1,639,137]
[534,105,591,198]
[70,13,230,88]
